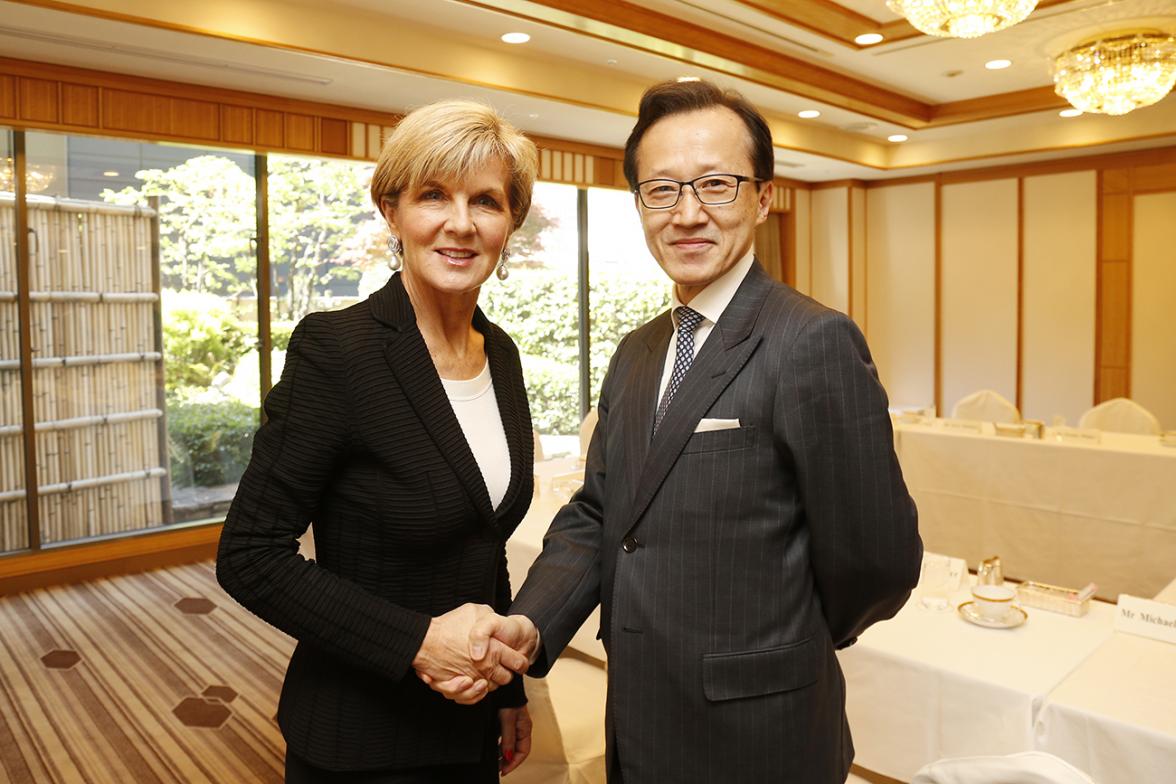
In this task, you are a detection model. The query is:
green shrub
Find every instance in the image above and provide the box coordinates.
[167,397,258,487]
[162,290,254,393]
[271,321,296,351]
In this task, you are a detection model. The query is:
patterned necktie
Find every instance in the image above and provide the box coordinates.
[653,306,704,435]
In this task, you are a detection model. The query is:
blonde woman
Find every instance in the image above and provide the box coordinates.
[217,100,539,782]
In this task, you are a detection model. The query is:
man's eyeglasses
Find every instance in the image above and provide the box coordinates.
[634,174,763,210]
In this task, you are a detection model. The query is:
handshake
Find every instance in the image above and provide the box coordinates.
[412,603,540,705]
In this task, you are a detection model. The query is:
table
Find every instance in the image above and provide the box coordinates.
[894,419,1176,599]
[1035,632,1176,784]
[837,575,1117,781]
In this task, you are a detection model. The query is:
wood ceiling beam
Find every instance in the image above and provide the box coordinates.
[468,0,933,126]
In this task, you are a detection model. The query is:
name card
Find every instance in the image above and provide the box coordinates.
[1115,595,1176,645]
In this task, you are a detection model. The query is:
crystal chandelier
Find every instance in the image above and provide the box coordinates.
[887,0,1037,39]
[1052,31,1176,116]
[0,159,55,193]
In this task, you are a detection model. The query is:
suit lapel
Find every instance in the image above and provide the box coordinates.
[373,273,498,528]
[622,262,774,534]
[621,313,672,508]
[479,312,529,523]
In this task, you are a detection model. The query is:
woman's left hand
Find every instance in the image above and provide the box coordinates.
[498,706,532,776]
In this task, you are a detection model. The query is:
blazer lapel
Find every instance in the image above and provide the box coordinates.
[622,261,774,534]
[372,274,498,527]
[620,313,672,509]
[478,311,529,523]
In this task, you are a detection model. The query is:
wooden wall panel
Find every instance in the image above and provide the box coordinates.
[61,84,98,127]
[865,183,936,410]
[221,105,253,145]
[793,188,812,296]
[103,89,169,135]
[1131,191,1176,429]
[170,98,219,141]
[18,77,58,123]
[1099,261,1130,369]
[320,117,348,156]
[811,186,849,312]
[0,75,15,119]
[940,178,1019,416]
[1021,171,1096,425]
[255,109,284,147]
[284,113,315,151]
[850,186,867,330]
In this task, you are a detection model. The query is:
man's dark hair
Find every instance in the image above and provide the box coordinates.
[622,80,775,190]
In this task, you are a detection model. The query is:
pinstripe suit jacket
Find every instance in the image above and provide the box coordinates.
[513,260,921,783]
[216,272,532,772]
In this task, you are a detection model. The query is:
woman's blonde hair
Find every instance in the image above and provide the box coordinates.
[370,100,538,232]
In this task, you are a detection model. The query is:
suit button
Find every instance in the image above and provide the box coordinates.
[622,536,639,553]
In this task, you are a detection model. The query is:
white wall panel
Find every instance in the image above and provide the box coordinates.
[1132,191,1176,429]
[811,187,849,312]
[1022,171,1097,425]
[941,179,1019,416]
[865,183,936,410]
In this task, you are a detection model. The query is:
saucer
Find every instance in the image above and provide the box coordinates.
[957,601,1027,629]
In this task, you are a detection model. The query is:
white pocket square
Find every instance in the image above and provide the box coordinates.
[694,418,741,433]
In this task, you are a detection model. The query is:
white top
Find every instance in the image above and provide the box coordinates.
[440,361,511,510]
[657,250,756,403]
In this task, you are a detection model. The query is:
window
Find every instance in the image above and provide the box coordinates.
[0,130,27,552]
[24,132,258,539]
[482,182,581,457]
[587,187,670,408]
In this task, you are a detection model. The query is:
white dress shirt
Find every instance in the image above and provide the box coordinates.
[656,250,756,403]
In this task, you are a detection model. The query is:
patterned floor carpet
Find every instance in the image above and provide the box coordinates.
[0,561,292,783]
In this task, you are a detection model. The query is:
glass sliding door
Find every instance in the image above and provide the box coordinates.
[586,187,670,408]
[481,182,581,458]
[0,128,28,551]
[25,131,258,539]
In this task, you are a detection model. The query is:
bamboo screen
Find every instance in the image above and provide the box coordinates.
[1,196,167,548]
[1,194,27,550]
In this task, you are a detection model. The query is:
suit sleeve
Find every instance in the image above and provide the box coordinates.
[508,337,626,676]
[216,314,432,680]
[777,311,922,648]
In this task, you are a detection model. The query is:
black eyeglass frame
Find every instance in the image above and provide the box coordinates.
[633,173,765,210]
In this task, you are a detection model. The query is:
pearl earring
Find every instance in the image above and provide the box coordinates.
[387,236,402,271]
[496,248,511,281]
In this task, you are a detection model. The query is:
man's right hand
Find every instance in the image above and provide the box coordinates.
[470,613,540,668]
[412,604,531,705]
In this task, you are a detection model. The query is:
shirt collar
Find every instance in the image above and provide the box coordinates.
[670,250,756,327]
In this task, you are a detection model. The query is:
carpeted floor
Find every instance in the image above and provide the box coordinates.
[0,561,293,783]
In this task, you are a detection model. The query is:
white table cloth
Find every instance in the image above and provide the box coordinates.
[895,420,1176,599]
[838,577,1117,781]
[1035,633,1176,784]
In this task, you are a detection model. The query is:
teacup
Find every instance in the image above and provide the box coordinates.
[971,584,1017,621]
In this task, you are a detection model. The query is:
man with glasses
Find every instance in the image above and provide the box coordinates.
[469,79,922,783]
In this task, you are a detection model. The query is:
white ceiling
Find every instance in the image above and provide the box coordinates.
[1,0,1174,181]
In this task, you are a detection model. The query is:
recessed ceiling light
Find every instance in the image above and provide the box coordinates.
[888,134,909,143]
[500,32,530,44]
[102,170,119,177]
[606,58,618,66]
[985,59,1012,70]
[798,109,821,119]
[528,113,540,119]
[677,76,701,82]
[1059,108,1083,118]
[855,33,884,45]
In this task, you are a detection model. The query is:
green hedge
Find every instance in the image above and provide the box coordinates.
[168,398,258,488]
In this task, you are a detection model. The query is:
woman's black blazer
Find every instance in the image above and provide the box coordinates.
[216,272,534,771]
